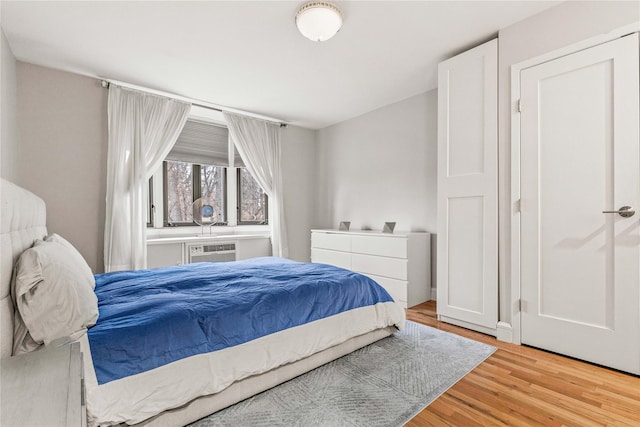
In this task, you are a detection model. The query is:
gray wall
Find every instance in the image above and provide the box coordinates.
[12,63,318,271]
[1,29,18,182]
[316,90,438,295]
[497,0,640,324]
[17,62,108,273]
[281,125,316,262]
[316,90,437,232]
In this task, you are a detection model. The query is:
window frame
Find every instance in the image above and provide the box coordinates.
[162,161,228,227]
[236,168,269,225]
[146,176,154,227]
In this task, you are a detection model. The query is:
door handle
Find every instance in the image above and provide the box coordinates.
[602,206,635,218]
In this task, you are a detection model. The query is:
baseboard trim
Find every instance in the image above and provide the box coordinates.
[437,315,497,337]
[496,322,513,343]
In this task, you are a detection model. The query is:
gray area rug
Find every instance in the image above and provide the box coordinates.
[189,320,496,427]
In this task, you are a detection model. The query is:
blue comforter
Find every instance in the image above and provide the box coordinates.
[88,257,394,385]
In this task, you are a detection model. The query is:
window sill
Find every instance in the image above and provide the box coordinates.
[147,224,270,241]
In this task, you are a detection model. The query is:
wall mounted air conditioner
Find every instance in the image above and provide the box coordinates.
[187,243,236,264]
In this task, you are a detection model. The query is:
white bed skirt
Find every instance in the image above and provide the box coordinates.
[81,302,405,426]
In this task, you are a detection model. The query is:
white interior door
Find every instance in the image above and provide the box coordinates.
[437,39,498,331]
[520,34,640,375]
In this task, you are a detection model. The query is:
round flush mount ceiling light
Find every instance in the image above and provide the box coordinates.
[295,2,343,42]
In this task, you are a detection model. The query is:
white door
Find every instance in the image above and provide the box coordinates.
[520,34,640,375]
[437,39,498,330]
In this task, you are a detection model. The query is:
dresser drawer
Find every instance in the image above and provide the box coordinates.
[311,248,351,270]
[363,273,408,304]
[311,232,351,252]
[352,253,408,280]
[351,235,407,258]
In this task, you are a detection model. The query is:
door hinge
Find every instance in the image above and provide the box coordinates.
[514,199,521,214]
[517,299,527,313]
[517,99,522,113]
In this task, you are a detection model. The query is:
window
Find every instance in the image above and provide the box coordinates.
[200,164,226,221]
[149,116,268,228]
[237,168,268,225]
[165,160,193,224]
[163,160,226,226]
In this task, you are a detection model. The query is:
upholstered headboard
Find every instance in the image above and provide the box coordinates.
[0,179,47,358]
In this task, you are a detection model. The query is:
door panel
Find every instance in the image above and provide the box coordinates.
[447,55,486,176]
[447,196,484,314]
[520,34,640,374]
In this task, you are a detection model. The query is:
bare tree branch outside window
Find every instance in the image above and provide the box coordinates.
[166,160,193,223]
[161,161,265,226]
[238,168,267,224]
[201,165,226,223]
[164,161,227,225]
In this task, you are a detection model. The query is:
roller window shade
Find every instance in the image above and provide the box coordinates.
[166,119,245,166]
[233,147,245,168]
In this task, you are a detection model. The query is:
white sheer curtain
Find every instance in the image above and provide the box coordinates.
[223,112,288,258]
[104,85,191,272]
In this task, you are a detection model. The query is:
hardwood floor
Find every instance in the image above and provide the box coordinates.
[405,301,640,426]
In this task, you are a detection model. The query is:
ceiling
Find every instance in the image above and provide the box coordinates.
[1,1,559,129]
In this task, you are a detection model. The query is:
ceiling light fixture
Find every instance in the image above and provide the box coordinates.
[295,2,343,42]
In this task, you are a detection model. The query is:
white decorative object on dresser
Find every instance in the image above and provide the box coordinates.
[1,342,86,426]
[311,229,430,308]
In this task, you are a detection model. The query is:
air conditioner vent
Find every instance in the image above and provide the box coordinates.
[202,243,235,252]
[188,243,236,264]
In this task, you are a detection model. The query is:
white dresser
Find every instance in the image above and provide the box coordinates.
[310,229,430,308]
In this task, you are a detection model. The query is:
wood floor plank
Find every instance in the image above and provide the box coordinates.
[446,380,543,426]
[528,383,639,426]
[434,394,506,427]
[407,301,640,427]
[462,367,588,426]
[406,408,456,427]
[588,387,640,411]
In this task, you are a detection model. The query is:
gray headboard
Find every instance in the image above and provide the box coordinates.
[0,179,47,358]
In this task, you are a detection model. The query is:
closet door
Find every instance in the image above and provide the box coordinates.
[437,39,498,331]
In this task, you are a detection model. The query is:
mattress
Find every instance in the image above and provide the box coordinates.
[80,258,405,426]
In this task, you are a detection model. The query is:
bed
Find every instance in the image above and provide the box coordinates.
[0,178,405,426]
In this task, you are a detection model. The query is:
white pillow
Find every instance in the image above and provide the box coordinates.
[12,238,98,355]
[44,233,95,289]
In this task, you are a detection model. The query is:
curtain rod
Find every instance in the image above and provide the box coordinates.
[100,79,287,128]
